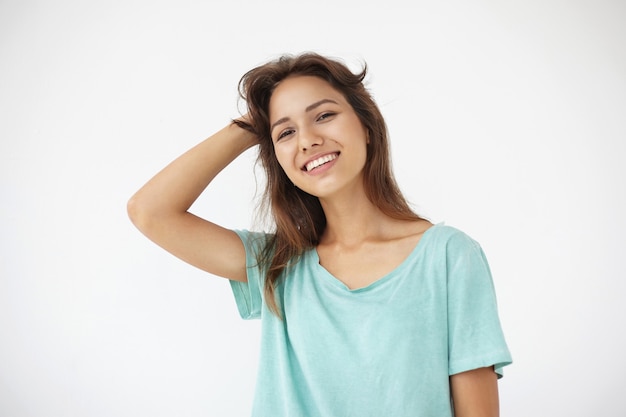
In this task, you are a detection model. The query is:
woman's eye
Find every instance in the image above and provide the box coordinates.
[317,112,335,121]
[277,129,294,141]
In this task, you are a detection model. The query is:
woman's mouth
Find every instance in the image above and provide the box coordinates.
[303,152,339,172]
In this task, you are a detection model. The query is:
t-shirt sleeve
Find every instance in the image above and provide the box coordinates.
[445,230,512,377]
[229,229,268,320]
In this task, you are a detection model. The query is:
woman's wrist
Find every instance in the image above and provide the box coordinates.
[228,116,258,150]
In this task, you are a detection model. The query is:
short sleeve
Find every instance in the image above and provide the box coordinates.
[229,229,269,320]
[445,231,512,377]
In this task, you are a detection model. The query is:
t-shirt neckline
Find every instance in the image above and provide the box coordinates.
[309,222,442,293]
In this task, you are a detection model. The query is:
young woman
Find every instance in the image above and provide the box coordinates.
[128,52,512,417]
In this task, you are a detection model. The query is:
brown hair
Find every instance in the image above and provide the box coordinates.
[234,52,421,316]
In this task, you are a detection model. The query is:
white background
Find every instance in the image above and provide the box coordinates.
[1,0,625,416]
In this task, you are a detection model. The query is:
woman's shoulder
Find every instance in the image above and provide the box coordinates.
[233,229,274,253]
[427,222,469,237]
[423,222,483,252]
[234,228,271,240]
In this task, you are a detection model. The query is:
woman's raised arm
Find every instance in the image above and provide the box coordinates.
[127,120,258,282]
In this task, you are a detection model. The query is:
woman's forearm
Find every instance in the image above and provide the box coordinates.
[127,121,257,232]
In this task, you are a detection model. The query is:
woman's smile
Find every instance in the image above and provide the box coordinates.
[302,152,340,172]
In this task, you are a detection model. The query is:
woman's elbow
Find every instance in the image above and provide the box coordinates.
[126,193,152,232]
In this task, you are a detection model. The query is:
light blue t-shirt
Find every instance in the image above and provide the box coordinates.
[230,223,512,417]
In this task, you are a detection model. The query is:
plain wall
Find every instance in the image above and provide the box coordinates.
[1,0,625,416]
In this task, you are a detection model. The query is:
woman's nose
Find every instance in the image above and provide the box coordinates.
[299,127,323,151]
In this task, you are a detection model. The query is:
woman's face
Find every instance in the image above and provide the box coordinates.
[268,75,369,200]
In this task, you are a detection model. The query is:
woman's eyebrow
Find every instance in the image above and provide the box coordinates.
[305,98,338,112]
[271,99,339,133]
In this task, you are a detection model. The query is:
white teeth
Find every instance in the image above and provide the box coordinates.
[305,153,338,172]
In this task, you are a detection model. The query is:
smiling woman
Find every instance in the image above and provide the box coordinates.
[127,52,512,417]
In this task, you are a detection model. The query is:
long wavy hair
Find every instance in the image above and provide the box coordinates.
[234,52,422,316]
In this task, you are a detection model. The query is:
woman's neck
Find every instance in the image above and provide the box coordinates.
[319,192,394,247]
